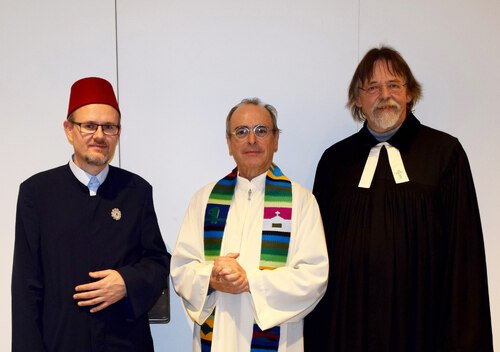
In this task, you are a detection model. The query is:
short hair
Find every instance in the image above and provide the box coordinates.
[225,98,279,136]
[347,46,423,122]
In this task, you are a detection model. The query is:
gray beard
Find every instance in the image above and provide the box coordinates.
[371,111,400,130]
[370,100,402,131]
[85,155,109,166]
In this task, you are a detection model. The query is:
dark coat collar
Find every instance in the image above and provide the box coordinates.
[358,113,421,153]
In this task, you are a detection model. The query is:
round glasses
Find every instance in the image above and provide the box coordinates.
[71,121,121,136]
[359,82,407,96]
[229,125,276,140]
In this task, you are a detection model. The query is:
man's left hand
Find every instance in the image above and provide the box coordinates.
[73,269,127,313]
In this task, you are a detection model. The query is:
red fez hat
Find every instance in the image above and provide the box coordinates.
[67,77,120,117]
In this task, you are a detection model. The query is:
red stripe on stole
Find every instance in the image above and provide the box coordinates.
[263,207,291,220]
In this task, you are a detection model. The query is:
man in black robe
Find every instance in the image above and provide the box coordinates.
[304,47,493,351]
[12,77,171,352]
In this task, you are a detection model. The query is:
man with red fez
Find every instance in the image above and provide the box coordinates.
[304,47,493,351]
[12,77,170,351]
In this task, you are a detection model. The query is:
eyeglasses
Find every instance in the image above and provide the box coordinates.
[359,82,407,96]
[229,125,276,140]
[71,121,121,136]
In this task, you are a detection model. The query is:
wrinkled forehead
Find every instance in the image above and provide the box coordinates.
[364,60,405,83]
[71,103,121,123]
[230,104,273,127]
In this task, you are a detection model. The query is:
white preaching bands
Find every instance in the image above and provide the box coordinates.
[358,142,409,189]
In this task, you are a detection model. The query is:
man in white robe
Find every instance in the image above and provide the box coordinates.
[171,98,328,352]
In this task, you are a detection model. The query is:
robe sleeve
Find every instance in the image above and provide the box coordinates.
[304,152,336,350]
[311,152,334,217]
[171,186,217,325]
[11,182,48,352]
[438,142,493,351]
[116,185,171,319]
[247,184,329,330]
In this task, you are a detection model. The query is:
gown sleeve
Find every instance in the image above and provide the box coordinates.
[247,184,329,330]
[171,186,217,325]
[116,184,171,319]
[438,142,493,351]
[12,181,48,352]
[304,151,336,350]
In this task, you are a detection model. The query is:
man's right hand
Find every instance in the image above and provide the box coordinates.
[209,253,249,294]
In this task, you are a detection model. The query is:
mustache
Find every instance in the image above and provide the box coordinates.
[374,98,401,110]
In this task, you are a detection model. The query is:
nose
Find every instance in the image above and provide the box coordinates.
[93,126,106,139]
[247,130,257,144]
[379,84,391,98]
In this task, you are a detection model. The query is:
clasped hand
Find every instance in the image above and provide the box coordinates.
[210,253,249,294]
[73,269,127,313]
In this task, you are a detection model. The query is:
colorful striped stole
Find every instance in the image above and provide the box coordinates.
[201,163,292,351]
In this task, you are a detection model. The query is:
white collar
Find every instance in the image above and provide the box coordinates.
[358,142,409,188]
[236,171,267,201]
[69,156,109,193]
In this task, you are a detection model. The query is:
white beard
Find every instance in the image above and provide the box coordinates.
[369,99,402,131]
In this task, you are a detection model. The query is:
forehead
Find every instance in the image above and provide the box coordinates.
[229,104,272,127]
[366,60,404,82]
[72,103,120,122]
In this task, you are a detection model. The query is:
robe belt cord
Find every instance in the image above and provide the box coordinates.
[358,142,409,188]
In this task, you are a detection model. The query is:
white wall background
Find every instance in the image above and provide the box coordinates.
[1,1,498,351]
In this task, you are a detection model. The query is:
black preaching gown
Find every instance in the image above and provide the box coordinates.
[304,114,492,351]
